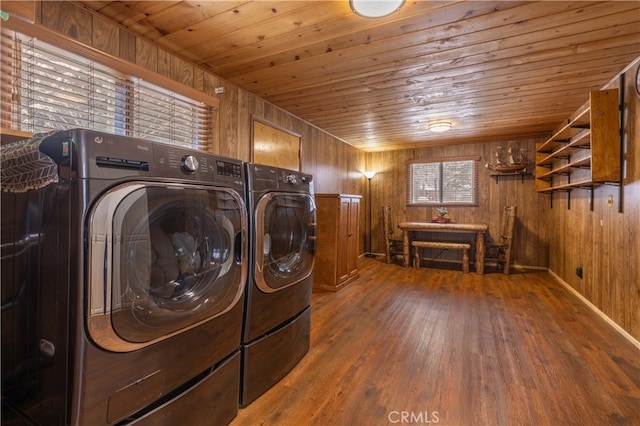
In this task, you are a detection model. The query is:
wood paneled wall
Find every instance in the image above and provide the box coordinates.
[365,139,549,268]
[24,0,366,272]
[546,63,640,342]
[7,1,639,342]
[365,64,640,342]
[13,1,365,197]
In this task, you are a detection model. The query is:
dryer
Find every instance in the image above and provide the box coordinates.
[241,163,316,406]
[1,129,248,425]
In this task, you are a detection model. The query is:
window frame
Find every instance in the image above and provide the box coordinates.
[406,156,480,207]
[1,20,218,151]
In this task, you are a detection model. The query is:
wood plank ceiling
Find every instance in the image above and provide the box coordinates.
[72,1,640,152]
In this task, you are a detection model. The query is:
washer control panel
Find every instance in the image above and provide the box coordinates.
[50,129,246,191]
[216,160,242,178]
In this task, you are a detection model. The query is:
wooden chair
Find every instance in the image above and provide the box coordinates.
[382,205,403,264]
[486,205,517,274]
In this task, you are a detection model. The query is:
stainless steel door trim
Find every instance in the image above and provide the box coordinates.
[87,181,247,352]
[253,192,316,293]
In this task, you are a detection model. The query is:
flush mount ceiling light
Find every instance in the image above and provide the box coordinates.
[428,121,453,133]
[350,0,406,18]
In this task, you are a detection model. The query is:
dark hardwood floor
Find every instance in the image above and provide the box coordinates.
[232,258,640,426]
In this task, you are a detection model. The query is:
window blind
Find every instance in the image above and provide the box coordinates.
[1,30,212,151]
[406,156,480,206]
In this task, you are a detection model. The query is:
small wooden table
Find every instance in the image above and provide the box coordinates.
[397,222,489,274]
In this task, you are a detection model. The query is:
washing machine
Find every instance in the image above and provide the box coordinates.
[241,163,316,406]
[1,129,248,425]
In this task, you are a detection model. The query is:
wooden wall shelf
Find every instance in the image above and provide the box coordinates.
[490,172,532,183]
[535,89,620,200]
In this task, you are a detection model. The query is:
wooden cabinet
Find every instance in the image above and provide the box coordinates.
[313,194,361,292]
[535,89,620,193]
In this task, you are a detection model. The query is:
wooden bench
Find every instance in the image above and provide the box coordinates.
[411,241,471,273]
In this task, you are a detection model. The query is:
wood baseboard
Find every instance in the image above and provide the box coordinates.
[547,268,640,351]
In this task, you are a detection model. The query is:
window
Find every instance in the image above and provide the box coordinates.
[1,31,212,150]
[407,156,479,206]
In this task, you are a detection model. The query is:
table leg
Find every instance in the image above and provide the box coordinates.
[476,232,485,274]
[402,230,410,267]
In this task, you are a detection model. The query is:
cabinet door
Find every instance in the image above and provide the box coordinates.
[346,197,360,278]
[336,198,352,282]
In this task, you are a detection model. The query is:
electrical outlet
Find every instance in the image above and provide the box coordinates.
[607,195,613,207]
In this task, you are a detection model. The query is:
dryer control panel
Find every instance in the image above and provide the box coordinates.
[276,169,312,192]
[283,173,298,185]
[245,163,313,196]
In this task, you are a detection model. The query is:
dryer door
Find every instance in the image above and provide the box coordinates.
[254,192,316,293]
[87,182,247,352]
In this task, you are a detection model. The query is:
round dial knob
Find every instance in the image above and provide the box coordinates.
[182,155,199,173]
[285,174,298,184]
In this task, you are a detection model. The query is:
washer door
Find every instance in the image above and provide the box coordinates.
[87,182,247,352]
[254,192,316,293]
